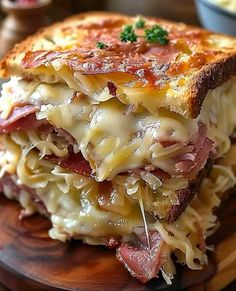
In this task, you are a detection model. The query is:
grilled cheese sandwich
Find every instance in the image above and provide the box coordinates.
[0,12,236,283]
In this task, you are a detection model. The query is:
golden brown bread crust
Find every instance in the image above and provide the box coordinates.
[189,55,236,118]
[1,11,236,118]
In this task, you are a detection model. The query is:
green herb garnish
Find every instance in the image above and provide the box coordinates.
[96,42,108,49]
[120,25,137,43]
[135,18,145,29]
[144,24,169,44]
[119,22,169,45]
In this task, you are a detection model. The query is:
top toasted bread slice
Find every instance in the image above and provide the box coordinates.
[1,11,236,119]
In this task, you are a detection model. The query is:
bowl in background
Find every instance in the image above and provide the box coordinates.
[195,0,236,35]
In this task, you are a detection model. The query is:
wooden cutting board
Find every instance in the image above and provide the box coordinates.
[0,195,235,291]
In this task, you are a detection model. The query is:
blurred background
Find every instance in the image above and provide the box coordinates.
[0,0,200,25]
[0,0,201,57]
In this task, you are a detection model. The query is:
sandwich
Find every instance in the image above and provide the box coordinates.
[0,12,236,283]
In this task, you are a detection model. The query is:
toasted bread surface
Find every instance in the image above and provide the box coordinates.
[1,11,236,118]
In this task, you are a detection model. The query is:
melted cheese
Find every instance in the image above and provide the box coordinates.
[1,77,199,181]
[0,131,189,221]
[38,102,197,181]
[1,78,236,181]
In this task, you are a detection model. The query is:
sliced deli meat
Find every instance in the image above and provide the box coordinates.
[0,104,41,133]
[45,152,92,177]
[173,123,214,178]
[117,229,165,283]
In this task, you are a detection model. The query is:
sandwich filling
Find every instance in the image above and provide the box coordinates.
[0,76,236,283]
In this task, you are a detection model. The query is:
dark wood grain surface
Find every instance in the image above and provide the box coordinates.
[0,194,235,291]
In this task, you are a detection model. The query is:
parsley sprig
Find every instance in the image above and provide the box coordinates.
[96,18,169,48]
[120,23,169,45]
[96,42,108,49]
[145,25,169,44]
[135,17,145,29]
[120,25,137,43]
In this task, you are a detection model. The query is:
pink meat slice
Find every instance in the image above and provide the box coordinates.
[45,152,92,176]
[0,104,41,133]
[117,229,165,283]
[172,123,213,178]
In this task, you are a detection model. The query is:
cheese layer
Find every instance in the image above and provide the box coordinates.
[1,78,236,182]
